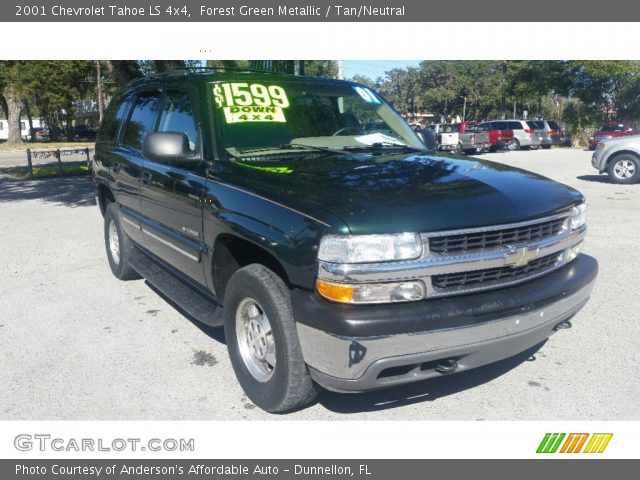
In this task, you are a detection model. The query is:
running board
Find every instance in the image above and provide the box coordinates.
[128,249,224,327]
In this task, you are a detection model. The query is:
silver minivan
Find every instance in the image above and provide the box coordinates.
[527,120,563,149]
[488,119,542,150]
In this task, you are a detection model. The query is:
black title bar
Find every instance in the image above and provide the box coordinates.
[4,0,640,22]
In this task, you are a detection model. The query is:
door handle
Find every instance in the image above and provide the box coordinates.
[141,171,152,187]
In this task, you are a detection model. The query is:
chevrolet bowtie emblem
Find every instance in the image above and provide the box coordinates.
[505,246,540,267]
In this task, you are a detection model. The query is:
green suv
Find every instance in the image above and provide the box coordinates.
[93,69,597,412]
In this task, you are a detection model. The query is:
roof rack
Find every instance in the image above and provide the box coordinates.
[126,65,296,87]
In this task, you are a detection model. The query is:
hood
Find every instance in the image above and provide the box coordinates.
[227,152,584,235]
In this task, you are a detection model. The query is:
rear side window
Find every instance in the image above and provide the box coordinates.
[508,121,523,130]
[97,94,130,143]
[123,92,161,150]
[493,121,508,130]
[158,92,198,152]
[548,121,560,130]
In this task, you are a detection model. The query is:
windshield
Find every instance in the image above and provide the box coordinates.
[599,123,625,132]
[211,80,426,158]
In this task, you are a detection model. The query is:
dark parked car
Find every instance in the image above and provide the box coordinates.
[73,124,97,140]
[93,69,597,412]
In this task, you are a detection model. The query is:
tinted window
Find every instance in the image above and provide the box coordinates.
[508,121,522,130]
[123,92,160,150]
[548,121,560,130]
[493,121,508,130]
[158,92,198,152]
[527,121,544,129]
[97,94,130,143]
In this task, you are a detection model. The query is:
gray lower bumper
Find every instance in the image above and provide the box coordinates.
[297,276,595,393]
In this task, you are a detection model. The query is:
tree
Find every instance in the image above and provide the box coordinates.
[0,61,27,144]
[568,61,640,122]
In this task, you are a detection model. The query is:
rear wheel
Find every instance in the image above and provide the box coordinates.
[607,154,640,184]
[542,144,552,149]
[224,264,319,413]
[104,203,141,281]
[507,139,520,151]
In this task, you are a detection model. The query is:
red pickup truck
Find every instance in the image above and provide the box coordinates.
[589,122,637,150]
[476,122,515,151]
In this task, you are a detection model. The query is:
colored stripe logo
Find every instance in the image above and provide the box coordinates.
[537,433,612,453]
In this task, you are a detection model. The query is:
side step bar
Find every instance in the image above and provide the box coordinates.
[128,248,224,327]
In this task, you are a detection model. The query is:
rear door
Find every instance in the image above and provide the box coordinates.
[139,89,208,287]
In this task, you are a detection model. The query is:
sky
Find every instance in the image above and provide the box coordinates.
[343,60,421,81]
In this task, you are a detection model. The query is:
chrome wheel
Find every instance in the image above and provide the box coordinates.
[236,297,276,382]
[108,219,120,265]
[613,159,636,180]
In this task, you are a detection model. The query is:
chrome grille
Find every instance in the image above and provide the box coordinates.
[432,252,561,290]
[428,217,566,254]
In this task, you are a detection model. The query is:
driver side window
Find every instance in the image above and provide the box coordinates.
[157,91,199,153]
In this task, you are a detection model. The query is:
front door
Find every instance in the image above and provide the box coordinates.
[114,91,161,244]
[139,90,208,287]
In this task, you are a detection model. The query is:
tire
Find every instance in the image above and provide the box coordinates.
[454,143,462,155]
[607,153,640,184]
[224,264,320,413]
[542,144,552,149]
[507,139,520,151]
[104,203,141,280]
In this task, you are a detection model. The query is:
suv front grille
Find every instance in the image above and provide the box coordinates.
[432,252,561,290]
[428,217,566,254]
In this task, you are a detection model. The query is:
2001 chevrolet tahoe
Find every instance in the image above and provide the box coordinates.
[92,69,598,412]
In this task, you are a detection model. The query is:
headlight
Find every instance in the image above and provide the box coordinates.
[318,233,422,264]
[570,203,587,230]
[316,279,426,304]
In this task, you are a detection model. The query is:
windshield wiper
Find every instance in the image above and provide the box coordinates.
[231,144,356,158]
[343,142,427,153]
[286,143,359,156]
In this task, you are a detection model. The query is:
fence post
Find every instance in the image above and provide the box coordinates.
[26,149,33,179]
[85,147,90,170]
[56,149,62,177]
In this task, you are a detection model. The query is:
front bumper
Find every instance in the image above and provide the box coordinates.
[592,149,606,172]
[293,254,597,393]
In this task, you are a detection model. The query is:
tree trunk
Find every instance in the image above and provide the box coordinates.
[4,84,23,144]
[96,61,104,124]
[24,99,34,141]
[0,96,8,122]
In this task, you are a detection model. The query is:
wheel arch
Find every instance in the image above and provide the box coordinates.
[96,182,115,216]
[210,233,291,303]
[606,149,640,169]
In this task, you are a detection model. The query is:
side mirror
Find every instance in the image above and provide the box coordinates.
[420,128,438,151]
[142,132,200,166]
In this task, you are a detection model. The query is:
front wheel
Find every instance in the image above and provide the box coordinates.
[224,264,319,413]
[507,139,520,151]
[607,154,640,184]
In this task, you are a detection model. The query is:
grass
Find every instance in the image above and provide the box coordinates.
[0,141,94,153]
[0,161,89,179]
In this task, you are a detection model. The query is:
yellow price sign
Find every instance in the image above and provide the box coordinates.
[214,82,290,109]
[223,106,287,124]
